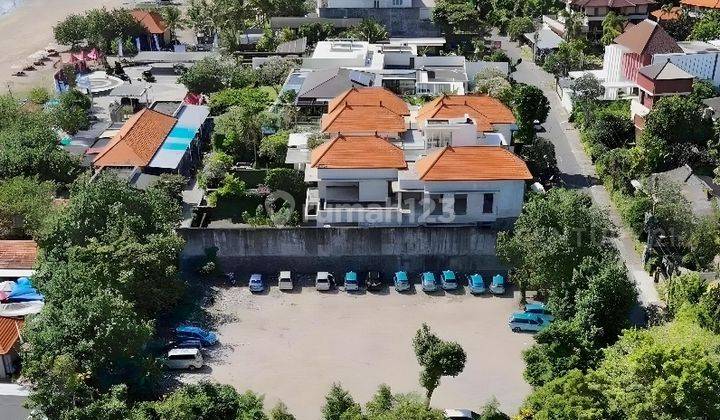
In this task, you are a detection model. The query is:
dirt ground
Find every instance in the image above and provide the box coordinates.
[181,277,534,419]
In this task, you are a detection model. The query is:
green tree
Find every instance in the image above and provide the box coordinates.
[344,19,389,43]
[509,84,550,143]
[53,13,88,47]
[198,151,234,189]
[477,397,510,420]
[543,40,585,76]
[159,5,187,42]
[28,87,51,105]
[322,383,361,420]
[473,68,512,99]
[257,57,295,88]
[52,89,92,135]
[432,0,486,34]
[257,24,279,52]
[140,382,265,420]
[507,16,534,41]
[264,168,306,205]
[521,369,609,420]
[644,95,714,148]
[600,11,626,45]
[0,176,55,239]
[697,283,720,333]
[519,137,558,183]
[412,323,467,406]
[691,10,720,40]
[178,57,227,94]
[209,87,272,116]
[497,189,613,301]
[666,271,708,315]
[149,173,188,205]
[214,106,269,161]
[691,79,718,101]
[270,402,296,420]
[259,130,289,168]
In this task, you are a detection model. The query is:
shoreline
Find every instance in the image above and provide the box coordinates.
[0,0,131,94]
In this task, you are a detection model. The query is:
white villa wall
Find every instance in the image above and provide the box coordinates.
[324,0,412,8]
[604,44,628,83]
[415,56,466,68]
[422,180,526,221]
[301,57,366,69]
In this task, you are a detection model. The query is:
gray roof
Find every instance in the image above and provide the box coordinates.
[650,165,720,217]
[108,82,150,98]
[276,37,307,54]
[297,68,375,100]
[270,17,362,29]
[131,51,217,64]
[638,60,694,80]
[524,29,563,50]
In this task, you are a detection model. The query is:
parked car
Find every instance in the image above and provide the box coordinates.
[278,271,293,291]
[248,273,265,293]
[165,348,204,370]
[490,274,505,295]
[165,339,203,350]
[522,302,555,322]
[176,325,218,346]
[366,271,383,291]
[316,271,334,291]
[345,271,359,291]
[468,274,486,294]
[444,409,480,419]
[441,270,458,290]
[421,272,438,292]
[508,312,547,333]
[393,271,410,292]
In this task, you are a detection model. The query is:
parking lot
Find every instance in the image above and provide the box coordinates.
[182,276,533,419]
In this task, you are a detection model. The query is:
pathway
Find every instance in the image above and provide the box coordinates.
[494,35,661,309]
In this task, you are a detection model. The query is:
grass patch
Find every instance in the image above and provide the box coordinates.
[234,169,267,188]
[210,194,264,224]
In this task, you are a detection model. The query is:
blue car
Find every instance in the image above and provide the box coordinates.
[441,270,458,290]
[248,273,265,293]
[508,312,548,333]
[421,272,437,292]
[490,274,505,295]
[176,326,218,346]
[345,271,359,291]
[394,271,410,292]
[522,302,555,322]
[468,274,486,294]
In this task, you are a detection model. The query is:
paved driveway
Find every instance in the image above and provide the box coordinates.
[183,281,534,420]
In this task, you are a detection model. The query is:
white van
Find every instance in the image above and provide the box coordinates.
[316,272,334,291]
[278,271,293,291]
[165,348,204,370]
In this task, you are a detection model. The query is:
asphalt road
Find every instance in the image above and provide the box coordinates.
[493,34,661,312]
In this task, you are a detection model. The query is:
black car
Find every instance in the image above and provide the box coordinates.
[366,271,383,291]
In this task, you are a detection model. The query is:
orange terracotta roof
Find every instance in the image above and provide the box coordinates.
[651,6,682,20]
[681,0,720,7]
[0,317,23,355]
[417,94,515,132]
[131,10,168,34]
[415,146,532,181]
[311,135,407,169]
[93,108,177,168]
[321,103,407,134]
[0,241,37,270]
[327,87,409,116]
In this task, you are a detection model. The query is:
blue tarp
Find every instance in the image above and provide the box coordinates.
[422,272,435,282]
[442,270,456,281]
[345,271,357,282]
[395,271,408,282]
[470,274,484,286]
[7,277,44,302]
[492,274,505,286]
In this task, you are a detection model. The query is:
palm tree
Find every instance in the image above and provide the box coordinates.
[160,6,187,43]
[346,19,389,43]
[601,11,626,46]
[563,10,586,41]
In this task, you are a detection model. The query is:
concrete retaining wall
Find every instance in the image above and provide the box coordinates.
[179,226,502,275]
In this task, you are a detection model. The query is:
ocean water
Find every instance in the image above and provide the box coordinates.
[0,0,19,17]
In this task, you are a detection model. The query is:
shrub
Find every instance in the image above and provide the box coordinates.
[199,152,234,189]
[28,88,51,105]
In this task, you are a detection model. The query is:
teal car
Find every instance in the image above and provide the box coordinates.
[345,271,359,292]
[522,302,554,322]
[508,312,547,333]
[441,270,458,290]
[421,272,437,292]
[468,274,486,294]
[394,271,410,292]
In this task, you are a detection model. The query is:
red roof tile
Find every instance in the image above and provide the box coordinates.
[415,146,532,181]
[327,87,409,116]
[321,103,407,134]
[0,241,37,270]
[0,317,23,355]
[311,135,407,169]
[417,94,515,132]
[681,0,720,8]
[131,10,168,34]
[651,6,682,20]
[93,108,177,168]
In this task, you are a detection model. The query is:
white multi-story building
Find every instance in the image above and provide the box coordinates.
[316,0,438,37]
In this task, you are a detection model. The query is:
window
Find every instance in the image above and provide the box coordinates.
[392,0,402,5]
[429,194,443,216]
[482,193,494,214]
[454,194,467,215]
[373,0,379,7]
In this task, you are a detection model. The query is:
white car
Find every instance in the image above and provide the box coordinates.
[278,271,293,291]
[165,348,204,370]
[316,271,334,291]
[444,409,479,419]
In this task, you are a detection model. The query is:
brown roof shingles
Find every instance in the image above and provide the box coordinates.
[415,146,532,181]
[0,317,23,355]
[93,108,177,168]
[311,135,407,169]
[327,87,409,116]
[131,10,168,34]
[0,240,37,270]
[416,94,516,132]
[614,19,682,56]
[321,87,409,134]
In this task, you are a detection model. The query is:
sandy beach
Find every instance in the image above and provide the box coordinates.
[0,0,135,95]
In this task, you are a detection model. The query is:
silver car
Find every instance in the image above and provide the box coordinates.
[165,348,204,370]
